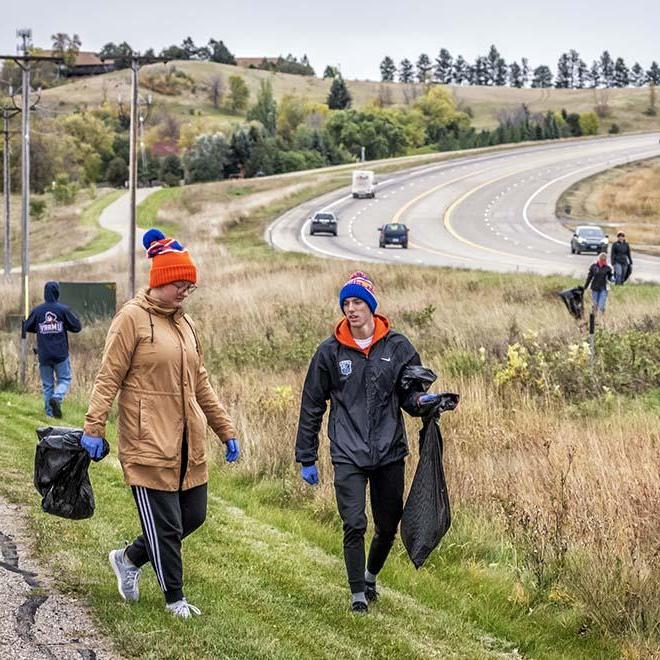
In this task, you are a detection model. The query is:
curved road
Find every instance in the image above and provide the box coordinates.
[269,134,660,282]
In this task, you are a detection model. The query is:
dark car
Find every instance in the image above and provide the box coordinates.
[570,225,608,255]
[310,212,337,236]
[378,223,409,248]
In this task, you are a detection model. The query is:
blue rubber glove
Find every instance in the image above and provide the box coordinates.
[225,438,240,463]
[300,464,319,486]
[418,393,441,405]
[81,433,105,461]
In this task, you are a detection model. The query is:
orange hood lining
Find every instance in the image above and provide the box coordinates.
[335,314,390,355]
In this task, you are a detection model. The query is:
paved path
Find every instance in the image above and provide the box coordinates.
[13,188,159,274]
[0,496,116,659]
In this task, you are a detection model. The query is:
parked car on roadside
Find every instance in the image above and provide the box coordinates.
[570,225,608,254]
[310,211,338,236]
[378,223,409,248]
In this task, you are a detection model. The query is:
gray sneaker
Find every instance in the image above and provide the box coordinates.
[109,548,141,602]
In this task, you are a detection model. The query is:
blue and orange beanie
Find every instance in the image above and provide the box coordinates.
[339,271,378,314]
[143,228,197,288]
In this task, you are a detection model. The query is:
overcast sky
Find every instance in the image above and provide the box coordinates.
[3,0,660,80]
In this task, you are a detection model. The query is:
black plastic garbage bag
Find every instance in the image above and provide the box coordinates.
[399,366,459,569]
[623,263,633,283]
[34,426,109,520]
[558,286,585,320]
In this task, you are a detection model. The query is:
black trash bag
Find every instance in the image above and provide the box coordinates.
[558,286,584,320]
[34,426,109,520]
[623,263,633,283]
[399,366,459,569]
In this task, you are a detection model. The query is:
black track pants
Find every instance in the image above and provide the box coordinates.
[333,460,405,594]
[125,483,207,603]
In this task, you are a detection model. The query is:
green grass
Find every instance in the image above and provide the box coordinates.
[48,189,124,263]
[0,391,620,659]
[136,187,183,232]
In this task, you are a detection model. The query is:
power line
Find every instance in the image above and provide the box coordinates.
[0,28,62,387]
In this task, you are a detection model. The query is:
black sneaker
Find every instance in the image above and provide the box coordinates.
[49,398,62,419]
[351,600,368,615]
[365,583,379,603]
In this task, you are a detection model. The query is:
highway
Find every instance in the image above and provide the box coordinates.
[269,134,660,282]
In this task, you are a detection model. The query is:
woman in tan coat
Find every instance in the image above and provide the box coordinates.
[82,228,239,619]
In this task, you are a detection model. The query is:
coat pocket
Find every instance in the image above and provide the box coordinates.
[187,398,208,465]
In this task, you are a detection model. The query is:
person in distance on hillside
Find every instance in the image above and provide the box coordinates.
[25,281,82,418]
[610,231,632,285]
[295,271,441,614]
[584,252,614,317]
[81,228,240,620]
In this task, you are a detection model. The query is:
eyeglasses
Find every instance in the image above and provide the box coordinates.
[170,282,197,295]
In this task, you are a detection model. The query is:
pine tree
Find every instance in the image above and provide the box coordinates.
[452,55,468,84]
[589,60,601,88]
[380,56,396,82]
[576,59,589,89]
[531,65,553,88]
[416,53,432,83]
[555,53,572,88]
[486,44,503,85]
[630,62,646,87]
[399,58,414,83]
[495,57,508,86]
[521,58,530,88]
[327,76,352,109]
[613,57,630,87]
[599,51,615,87]
[509,62,523,88]
[473,56,489,85]
[647,61,660,85]
[433,48,453,84]
[323,65,338,79]
[568,50,581,88]
[208,39,236,65]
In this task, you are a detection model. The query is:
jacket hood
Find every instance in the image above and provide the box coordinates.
[44,281,59,303]
[335,314,390,354]
[134,288,184,318]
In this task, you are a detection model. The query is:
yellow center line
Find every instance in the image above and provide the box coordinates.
[442,169,546,260]
[390,168,495,261]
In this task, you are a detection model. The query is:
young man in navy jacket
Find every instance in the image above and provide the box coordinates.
[25,281,82,417]
[295,272,436,613]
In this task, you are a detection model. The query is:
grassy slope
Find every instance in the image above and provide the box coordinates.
[0,393,619,659]
[40,60,660,134]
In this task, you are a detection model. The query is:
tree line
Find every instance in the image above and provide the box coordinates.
[380,45,660,88]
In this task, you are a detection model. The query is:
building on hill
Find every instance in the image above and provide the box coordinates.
[40,51,116,77]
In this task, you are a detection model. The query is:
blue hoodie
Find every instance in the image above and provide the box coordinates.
[24,282,82,366]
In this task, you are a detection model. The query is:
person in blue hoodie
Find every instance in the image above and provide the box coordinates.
[25,282,82,418]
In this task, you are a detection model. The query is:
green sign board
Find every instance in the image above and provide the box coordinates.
[58,281,117,322]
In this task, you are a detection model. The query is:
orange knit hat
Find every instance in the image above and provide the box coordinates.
[143,228,197,288]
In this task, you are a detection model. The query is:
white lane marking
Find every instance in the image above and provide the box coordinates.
[522,147,660,247]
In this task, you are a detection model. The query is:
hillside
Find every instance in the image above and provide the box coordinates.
[39,60,660,133]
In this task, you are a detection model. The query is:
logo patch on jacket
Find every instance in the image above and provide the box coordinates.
[38,311,63,335]
[339,360,352,376]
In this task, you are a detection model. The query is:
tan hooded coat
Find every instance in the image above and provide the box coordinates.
[84,289,235,491]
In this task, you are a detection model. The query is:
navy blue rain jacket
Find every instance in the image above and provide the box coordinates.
[24,282,82,366]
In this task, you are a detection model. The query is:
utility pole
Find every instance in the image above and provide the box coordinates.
[18,28,32,389]
[128,56,138,298]
[1,93,20,281]
[127,55,163,299]
[1,29,60,387]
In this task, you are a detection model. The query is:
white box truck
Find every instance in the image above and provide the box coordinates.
[352,170,376,199]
